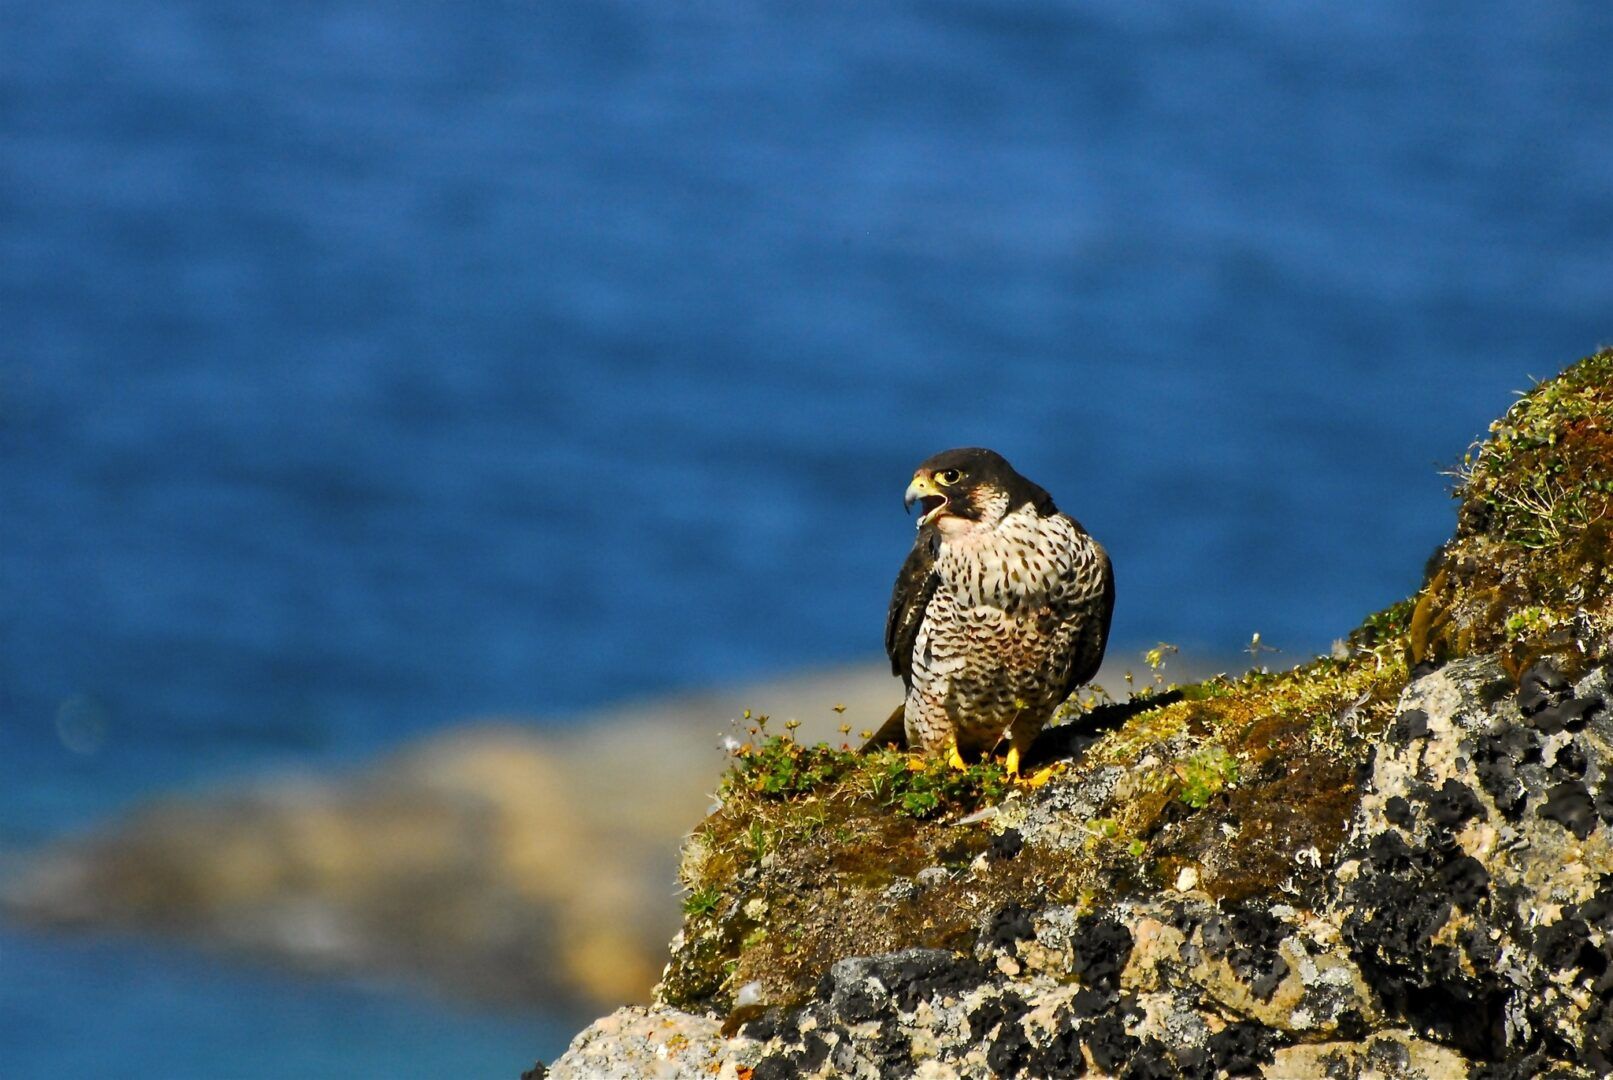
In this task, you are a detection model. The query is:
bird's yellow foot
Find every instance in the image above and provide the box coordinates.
[1004,745,1022,778]
[907,741,968,771]
[1022,762,1066,788]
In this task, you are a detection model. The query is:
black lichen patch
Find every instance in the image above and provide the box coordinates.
[1070,914,1134,996]
[1470,724,1540,819]
[989,827,1025,861]
[1212,901,1292,1002]
[1208,1020,1278,1076]
[1125,1038,1180,1080]
[831,977,883,1023]
[986,903,1037,957]
[1439,855,1492,911]
[1528,695,1605,736]
[1392,708,1431,743]
[1384,795,1416,829]
[967,990,1029,1043]
[1174,1045,1214,1080]
[866,1021,911,1075]
[799,1032,830,1072]
[985,1018,1033,1078]
[1341,821,1510,1059]
[1355,745,1378,789]
[1518,661,1572,717]
[750,1053,796,1080]
[1027,1008,1086,1079]
[880,950,986,1011]
[1550,739,1588,780]
[1469,1050,1561,1080]
[1425,778,1486,828]
[1340,665,1613,1067]
[737,1010,784,1044]
[1531,916,1597,974]
[1539,781,1598,840]
[1083,1013,1139,1074]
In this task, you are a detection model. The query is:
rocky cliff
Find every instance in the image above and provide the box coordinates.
[544,350,1613,1078]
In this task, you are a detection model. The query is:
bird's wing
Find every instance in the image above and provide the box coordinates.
[885,525,941,689]
[1062,540,1116,697]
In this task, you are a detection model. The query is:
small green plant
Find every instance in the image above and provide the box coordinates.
[1503,605,1557,641]
[745,820,771,861]
[1177,746,1240,809]
[1351,598,1416,649]
[722,734,859,801]
[682,887,721,917]
[869,753,1009,820]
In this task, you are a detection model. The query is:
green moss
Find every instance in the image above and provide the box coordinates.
[720,731,1011,824]
[1417,348,1613,673]
[681,886,721,918]
[1177,746,1239,809]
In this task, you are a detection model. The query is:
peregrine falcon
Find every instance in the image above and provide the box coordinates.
[885,448,1114,776]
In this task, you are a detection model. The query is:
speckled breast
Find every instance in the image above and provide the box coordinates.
[904,507,1108,754]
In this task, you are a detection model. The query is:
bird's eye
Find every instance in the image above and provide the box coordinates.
[936,469,963,485]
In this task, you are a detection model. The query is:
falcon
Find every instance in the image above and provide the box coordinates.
[884,448,1114,776]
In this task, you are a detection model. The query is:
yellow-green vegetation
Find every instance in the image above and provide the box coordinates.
[1419,347,1613,673]
[659,352,1612,1014]
[1176,746,1239,809]
[722,721,1010,821]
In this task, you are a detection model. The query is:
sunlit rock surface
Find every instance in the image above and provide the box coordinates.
[546,351,1613,1077]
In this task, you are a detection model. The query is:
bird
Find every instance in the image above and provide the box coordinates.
[883,447,1114,777]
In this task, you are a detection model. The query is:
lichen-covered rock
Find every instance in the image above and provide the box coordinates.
[545,353,1613,1076]
[1267,1031,1471,1080]
[545,1005,751,1079]
[550,657,1613,1078]
[1337,658,1612,1072]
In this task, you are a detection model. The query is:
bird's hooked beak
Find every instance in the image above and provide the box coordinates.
[904,472,948,528]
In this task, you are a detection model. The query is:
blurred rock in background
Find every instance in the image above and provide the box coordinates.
[0,656,1207,1015]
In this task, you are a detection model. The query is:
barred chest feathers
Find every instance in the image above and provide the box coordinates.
[934,502,1098,611]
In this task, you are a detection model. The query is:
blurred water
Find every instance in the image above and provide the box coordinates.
[1,0,1611,1074]
[0,927,563,1078]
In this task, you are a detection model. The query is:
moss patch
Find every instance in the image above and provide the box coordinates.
[1418,348,1613,674]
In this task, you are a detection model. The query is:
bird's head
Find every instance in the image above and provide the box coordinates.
[903,447,1055,535]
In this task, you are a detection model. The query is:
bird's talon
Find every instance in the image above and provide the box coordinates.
[1004,745,1021,778]
[1022,763,1065,788]
[947,740,967,771]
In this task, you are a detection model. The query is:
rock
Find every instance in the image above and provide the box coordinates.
[1338,659,1613,1068]
[547,658,1612,1077]
[546,1006,748,1079]
[545,350,1613,1076]
[1266,1031,1470,1079]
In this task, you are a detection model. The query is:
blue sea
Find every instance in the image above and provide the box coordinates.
[2,1,1611,1075]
